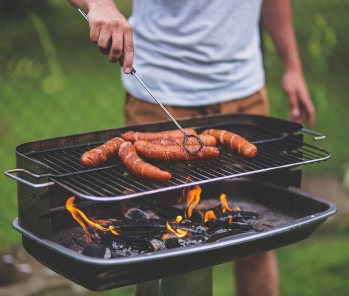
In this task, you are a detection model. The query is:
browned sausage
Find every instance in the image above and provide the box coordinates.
[201,129,257,158]
[118,141,172,182]
[134,141,220,162]
[149,134,217,146]
[80,137,125,168]
[121,128,197,142]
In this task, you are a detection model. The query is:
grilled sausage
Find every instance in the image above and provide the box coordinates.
[201,129,257,158]
[149,134,217,146]
[118,141,172,182]
[80,137,125,168]
[134,140,220,162]
[121,128,197,142]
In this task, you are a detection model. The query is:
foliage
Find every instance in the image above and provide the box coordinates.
[0,1,348,294]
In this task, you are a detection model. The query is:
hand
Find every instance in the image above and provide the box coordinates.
[282,70,315,129]
[87,1,134,73]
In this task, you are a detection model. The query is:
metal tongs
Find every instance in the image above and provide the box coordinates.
[78,9,204,155]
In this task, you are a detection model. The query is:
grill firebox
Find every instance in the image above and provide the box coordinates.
[6,114,337,291]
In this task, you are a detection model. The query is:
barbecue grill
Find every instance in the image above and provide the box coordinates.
[5,114,337,294]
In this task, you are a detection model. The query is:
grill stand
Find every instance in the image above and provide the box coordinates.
[135,268,213,296]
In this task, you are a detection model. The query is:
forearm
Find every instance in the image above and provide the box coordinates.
[261,0,302,72]
[67,0,117,14]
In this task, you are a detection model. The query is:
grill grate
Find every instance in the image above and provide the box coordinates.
[23,123,330,201]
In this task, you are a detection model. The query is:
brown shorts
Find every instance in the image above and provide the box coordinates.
[124,87,269,125]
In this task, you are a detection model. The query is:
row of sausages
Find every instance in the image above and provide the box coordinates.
[80,128,257,182]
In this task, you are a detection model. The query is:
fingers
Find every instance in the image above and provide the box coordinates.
[121,25,134,74]
[283,72,315,129]
[87,10,134,73]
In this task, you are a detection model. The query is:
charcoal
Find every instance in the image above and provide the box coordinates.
[186,235,208,246]
[103,235,132,258]
[204,219,254,231]
[144,201,184,219]
[144,201,203,223]
[110,219,168,231]
[127,238,154,253]
[149,239,164,251]
[206,227,233,236]
[216,210,259,221]
[124,208,150,221]
[163,238,186,250]
[170,224,207,236]
[82,244,111,259]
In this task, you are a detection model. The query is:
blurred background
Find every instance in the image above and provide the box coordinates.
[0,0,348,295]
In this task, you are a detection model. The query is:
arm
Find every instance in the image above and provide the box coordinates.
[67,0,134,74]
[262,0,315,128]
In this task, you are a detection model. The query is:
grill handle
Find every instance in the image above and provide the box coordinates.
[4,169,55,188]
[301,128,326,141]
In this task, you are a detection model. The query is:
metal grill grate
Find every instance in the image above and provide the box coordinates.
[22,123,330,201]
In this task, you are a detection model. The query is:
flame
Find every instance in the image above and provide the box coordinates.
[66,196,120,242]
[164,215,188,238]
[220,193,232,212]
[66,186,239,244]
[185,185,201,219]
[204,210,217,222]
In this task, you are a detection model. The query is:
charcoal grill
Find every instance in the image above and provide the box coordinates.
[5,114,337,293]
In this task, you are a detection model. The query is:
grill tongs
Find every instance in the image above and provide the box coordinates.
[78,9,204,156]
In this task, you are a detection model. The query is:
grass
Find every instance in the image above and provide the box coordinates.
[0,0,348,294]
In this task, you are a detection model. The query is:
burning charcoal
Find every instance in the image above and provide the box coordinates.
[204,220,254,231]
[149,239,164,252]
[206,227,233,236]
[186,235,208,246]
[127,238,154,253]
[145,201,184,219]
[82,244,111,259]
[110,219,168,231]
[125,208,150,222]
[109,238,133,258]
[118,230,163,240]
[169,224,207,236]
[216,211,259,222]
[145,201,204,223]
[162,238,186,250]
[129,250,141,256]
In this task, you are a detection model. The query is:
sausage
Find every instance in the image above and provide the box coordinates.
[121,128,197,142]
[118,141,172,182]
[149,134,217,146]
[80,137,125,168]
[201,129,257,158]
[134,141,220,162]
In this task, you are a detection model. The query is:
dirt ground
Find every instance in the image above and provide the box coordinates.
[0,174,347,296]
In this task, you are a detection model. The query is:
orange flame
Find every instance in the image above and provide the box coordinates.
[220,193,232,212]
[66,196,120,242]
[204,210,217,222]
[185,185,201,219]
[166,216,188,238]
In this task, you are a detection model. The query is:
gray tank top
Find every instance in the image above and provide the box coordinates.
[122,0,264,106]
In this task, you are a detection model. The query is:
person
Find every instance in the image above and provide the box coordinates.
[68,1,315,295]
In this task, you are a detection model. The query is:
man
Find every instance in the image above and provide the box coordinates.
[68,1,315,295]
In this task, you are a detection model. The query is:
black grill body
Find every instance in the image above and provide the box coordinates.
[6,114,336,291]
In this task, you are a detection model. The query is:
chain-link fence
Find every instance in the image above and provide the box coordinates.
[1,0,348,250]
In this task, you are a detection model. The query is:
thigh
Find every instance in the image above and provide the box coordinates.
[124,92,210,125]
[220,86,269,116]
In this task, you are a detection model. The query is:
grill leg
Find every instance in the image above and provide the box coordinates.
[135,267,213,296]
